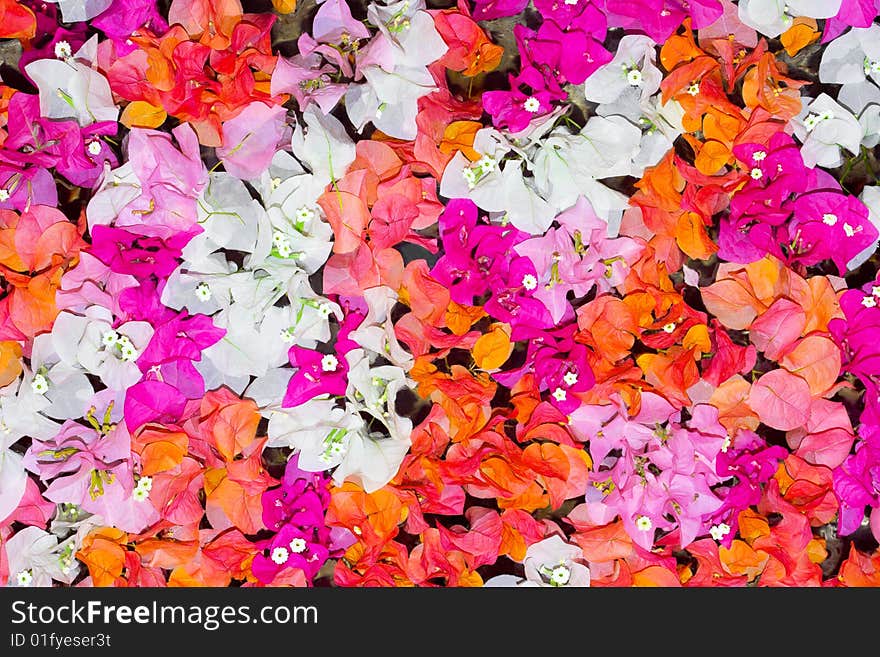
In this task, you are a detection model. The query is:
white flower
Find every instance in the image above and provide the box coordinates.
[662,322,677,333]
[0,189,8,201]
[584,35,661,105]
[686,81,700,96]
[280,327,296,344]
[31,374,49,395]
[117,336,139,362]
[522,535,590,588]
[271,547,290,565]
[523,97,541,113]
[794,94,861,168]
[753,150,767,161]
[872,285,880,297]
[563,371,578,386]
[295,206,316,223]
[636,515,653,531]
[132,487,149,502]
[289,538,307,553]
[750,167,763,179]
[552,388,567,402]
[87,140,102,155]
[710,523,731,541]
[135,476,152,492]
[823,213,838,226]
[102,330,119,347]
[321,354,339,372]
[843,222,856,237]
[862,295,877,308]
[15,570,33,587]
[548,565,571,586]
[522,274,538,291]
[54,40,73,59]
[195,282,212,301]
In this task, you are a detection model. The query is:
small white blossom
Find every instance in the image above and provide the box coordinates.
[626,69,643,86]
[750,167,763,180]
[552,388,567,402]
[15,570,33,587]
[523,97,541,113]
[522,274,538,291]
[752,151,766,161]
[636,515,652,532]
[102,330,120,347]
[563,371,578,386]
[289,538,307,554]
[321,354,339,372]
[195,282,212,301]
[710,523,731,541]
[662,322,676,333]
[548,564,571,586]
[862,295,877,308]
[271,547,290,565]
[31,373,49,395]
[823,213,838,226]
[54,41,72,59]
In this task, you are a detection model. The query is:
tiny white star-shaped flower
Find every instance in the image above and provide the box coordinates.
[523,97,541,113]
[271,547,290,565]
[289,538,307,554]
[16,570,33,587]
[750,168,763,180]
[626,69,643,86]
[54,40,72,59]
[752,151,766,161]
[87,141,102,155]
[822,213,838,226]
[522,274,538,291]
[31,373,49,395]
[132,487,150,502]
[862,295,877,308]
[195,282,212,301]
[636,515,652,532]
[563,371,578,386]
[102,330,120,347]
[872,285,880,297]
[551,387,567,402]
[321,354,339,372]
[296,206,316,222]
[662,322,676,333]
[686,82,699,96]
[709,523,731,541]
[548,564,571,586]
[280,327,296,344]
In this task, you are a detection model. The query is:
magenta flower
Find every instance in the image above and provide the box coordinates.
[92,0,169,56]
[822,0,880,41]
[253,455,355,584]
[283,346,350,407]
[89,225,196,279]
[790,192,878,274]
[483,66,566,133]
